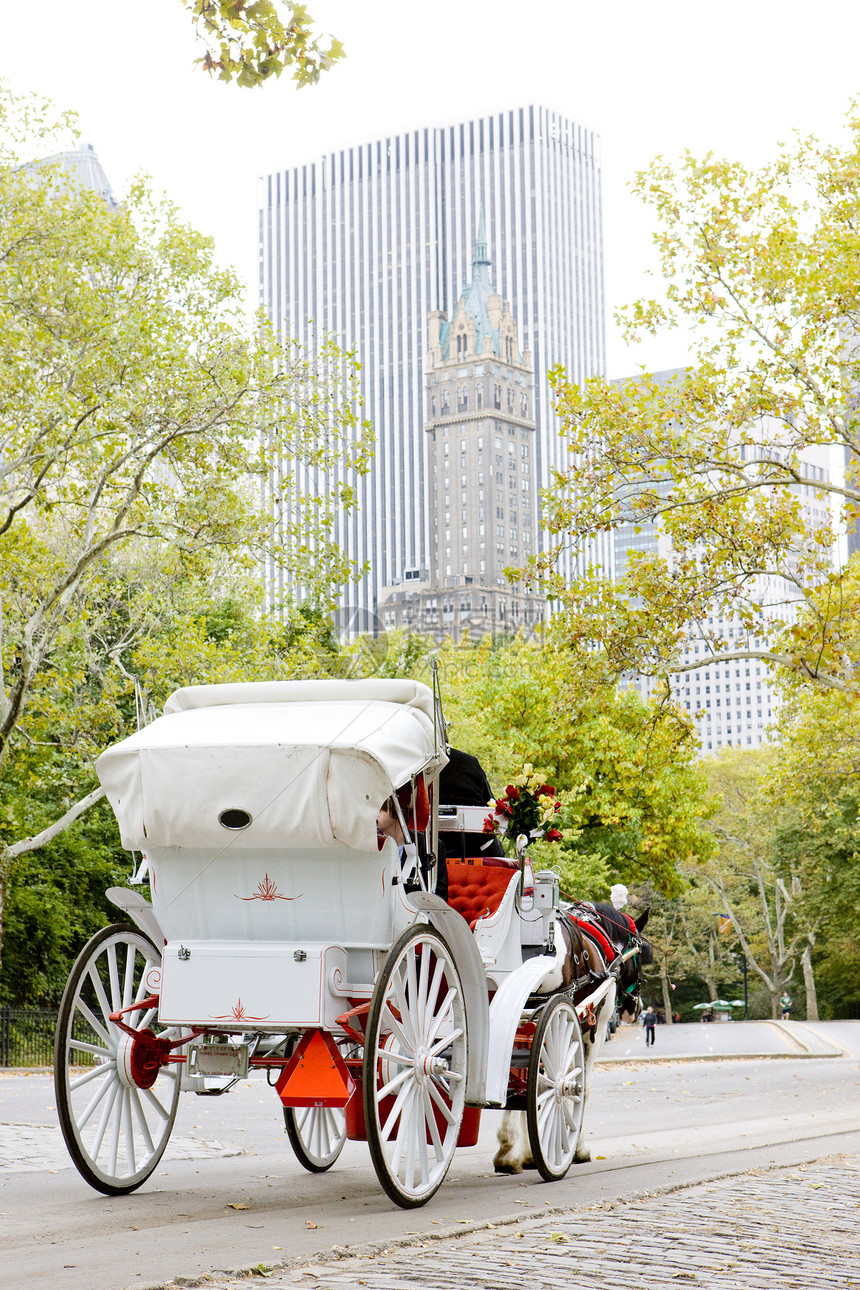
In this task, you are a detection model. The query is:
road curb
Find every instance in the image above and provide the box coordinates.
[596,1048,842,1065]
[767,1018,846,1056]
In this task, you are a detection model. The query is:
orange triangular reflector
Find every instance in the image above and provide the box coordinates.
[276,1029,354,1108]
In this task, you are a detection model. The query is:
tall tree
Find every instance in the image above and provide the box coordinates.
[534,105,860,696]
[0,87,371,974]
[696,749,816,1018]
[767,676,860,1018]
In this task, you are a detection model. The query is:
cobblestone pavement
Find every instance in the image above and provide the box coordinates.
[0,1122,241,1172]
[187,1156,860,1290]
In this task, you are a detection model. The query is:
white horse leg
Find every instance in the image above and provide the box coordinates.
[574,1123,591,1162]
[493,1110,532,1173]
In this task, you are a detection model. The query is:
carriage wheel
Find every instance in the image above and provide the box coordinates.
[54,923,181,1195]
[284,1104,347,1172]
[283,1038,347,1171]
[363,925,468,1208]
[526,995,586,1182]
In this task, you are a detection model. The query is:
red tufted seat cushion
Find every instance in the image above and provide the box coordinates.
[446,863,517,930]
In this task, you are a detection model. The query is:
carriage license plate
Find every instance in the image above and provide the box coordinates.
[187,1042,250,1078]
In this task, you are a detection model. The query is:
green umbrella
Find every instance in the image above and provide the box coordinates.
[693,1000,732,1010]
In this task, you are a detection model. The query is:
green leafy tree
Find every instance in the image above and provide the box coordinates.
[535,105,860,696]
[694,749,819,1018]
[632,880,743,1020]
[766,679,860,1017]
[434,635,713,898]
[184,1,345,87]
[0,86,371,979]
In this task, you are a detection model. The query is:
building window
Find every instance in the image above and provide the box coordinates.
[493,384,502,408]
[476,385,483,409]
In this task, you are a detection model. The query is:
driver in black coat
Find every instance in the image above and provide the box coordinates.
[437,747,506,861]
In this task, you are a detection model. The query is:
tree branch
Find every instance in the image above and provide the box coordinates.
[7,785,105,860]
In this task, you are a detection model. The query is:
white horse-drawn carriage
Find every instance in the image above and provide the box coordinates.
[54,680,637,1208]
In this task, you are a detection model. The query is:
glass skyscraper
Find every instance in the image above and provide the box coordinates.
[259,105,606,629]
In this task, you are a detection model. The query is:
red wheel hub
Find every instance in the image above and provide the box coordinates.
[126,1028,171,1090]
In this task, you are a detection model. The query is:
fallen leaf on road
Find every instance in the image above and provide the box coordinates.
[306,1220,319,1229]
[227,1203,249,1210]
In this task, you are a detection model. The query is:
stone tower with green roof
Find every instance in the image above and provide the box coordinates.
[379,222,543,642]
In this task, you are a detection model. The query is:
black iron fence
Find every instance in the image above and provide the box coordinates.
[0,1006,58,1068]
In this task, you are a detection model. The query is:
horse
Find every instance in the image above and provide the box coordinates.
[493,901,651,1174]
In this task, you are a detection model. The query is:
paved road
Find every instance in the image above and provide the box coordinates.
[1,1022,857,1290]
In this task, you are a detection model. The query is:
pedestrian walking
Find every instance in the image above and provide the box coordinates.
[642,1005,657,1046]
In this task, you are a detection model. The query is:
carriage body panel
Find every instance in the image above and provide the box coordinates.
[145,842,399,949]
[157,940,349,1031]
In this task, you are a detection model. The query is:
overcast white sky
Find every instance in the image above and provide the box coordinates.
[3,0,860,376]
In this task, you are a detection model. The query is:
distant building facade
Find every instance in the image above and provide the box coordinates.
[40,143,118,210]
[614,372,836,752]
[379,221,543,641]
[258,106,606,631]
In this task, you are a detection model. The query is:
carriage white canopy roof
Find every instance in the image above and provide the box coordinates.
[97,680,446,853]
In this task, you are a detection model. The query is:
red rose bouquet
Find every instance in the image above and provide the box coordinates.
[483,764,563,857]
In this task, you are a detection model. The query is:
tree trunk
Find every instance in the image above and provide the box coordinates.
[802,935,819,1022]
[0,844,8,988]
[660,961,674,1024]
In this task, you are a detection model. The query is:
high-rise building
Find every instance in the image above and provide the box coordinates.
[259,106,606,630]
[613,372,837,752]
[379,218,543,641]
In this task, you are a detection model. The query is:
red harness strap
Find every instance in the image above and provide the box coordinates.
[566,911,616,963]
